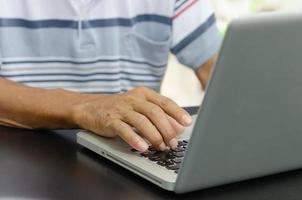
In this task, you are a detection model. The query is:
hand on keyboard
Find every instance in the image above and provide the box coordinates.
[131,140,188,174]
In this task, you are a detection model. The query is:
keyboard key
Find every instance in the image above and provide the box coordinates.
[178,141,184,146]
[148,146,157,152]
[173,151,185,158]
[165,160,174,166]
[172,158,182,163]
[160,151,173,160]
[172,147,185,152]
[135,141,186,171]
[149,156,161,161]
[156,161,166,166]
[167,163,180,170]
[131,148,138,152]
[140,152,149,157]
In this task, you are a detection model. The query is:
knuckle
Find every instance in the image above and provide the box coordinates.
[124,95,138,106]
[135,115,148,125]
[131,136,141,146]
[151,138,163,146]
[136,86,150,95]
[160,98,173,108]
[105,120,121,137]
[176,109,186,118]
[165,130,176,141]
[102,112,120,129]
[124,89,147,102]
[110,101,130,116]
[104,112,114,123]
[151,135,163,146]
[148,106,162,117]
[162,126,176,141]
[110,119,121,129]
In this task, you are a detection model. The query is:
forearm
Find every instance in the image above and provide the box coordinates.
[0,78,99,129]
[195,55,217,90]
[0,78,192,152]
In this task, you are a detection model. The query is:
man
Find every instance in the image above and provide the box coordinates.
[0,0,221,152]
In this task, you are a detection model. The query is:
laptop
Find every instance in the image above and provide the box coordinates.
[77,12,302,193]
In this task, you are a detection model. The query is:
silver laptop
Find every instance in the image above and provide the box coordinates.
[77,12,302,193]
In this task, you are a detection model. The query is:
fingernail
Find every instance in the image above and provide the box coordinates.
[159,142,167,151]
[182,115,192,125]
[169,138,178,149]
[137,140,149,152]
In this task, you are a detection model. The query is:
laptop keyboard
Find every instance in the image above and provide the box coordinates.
[131,140,188,174]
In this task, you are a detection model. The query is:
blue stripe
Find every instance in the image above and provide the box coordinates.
[80,89,123,94]
[83,88,157,94]
[1,72,164,78]
[2,58,166,69]
[174,0,190,11]
[171,14,216,55]
[18,78,161,84]
[83,91,121,94]
[85,89,132,94]
[0,15,171,29]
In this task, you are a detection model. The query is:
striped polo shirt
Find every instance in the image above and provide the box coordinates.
[0,0,221,94]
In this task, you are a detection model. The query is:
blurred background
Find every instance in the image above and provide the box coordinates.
[161,0,302,107]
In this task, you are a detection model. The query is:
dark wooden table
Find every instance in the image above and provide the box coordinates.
[1,107,302,200]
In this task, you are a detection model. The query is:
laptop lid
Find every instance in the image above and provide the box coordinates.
[175,12,302,193]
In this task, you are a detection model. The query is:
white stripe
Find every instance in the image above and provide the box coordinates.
[0,63,166,75]
[0,67,165,76]
[11,79,122,86]
[64,88,122,93]
[172,0,214,47]
[2,55,167,66]
[6,74,161,82]
[64,85,160,94]
[0,0,175,20]
[21,80,160,90]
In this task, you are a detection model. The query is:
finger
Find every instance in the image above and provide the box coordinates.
[167,114,185,135]
[111,120,149,152]
[134,102,178,149]
[145,90,192,126]
[122,111,167,151]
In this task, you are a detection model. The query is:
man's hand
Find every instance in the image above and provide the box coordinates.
[0,79,191,152]
[72,87,192,152]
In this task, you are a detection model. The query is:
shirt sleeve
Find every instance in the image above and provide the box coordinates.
[0,45,2,70]
[170,0,222,70]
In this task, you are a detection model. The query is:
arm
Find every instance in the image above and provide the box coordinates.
[0,78,191,152]
[195,55,217,90]
[0,78,82,129]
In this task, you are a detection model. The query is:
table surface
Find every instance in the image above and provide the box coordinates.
[2,106,302,200]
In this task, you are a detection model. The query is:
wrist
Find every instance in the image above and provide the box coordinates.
[44,88,98,129]
[67,91,109,129]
